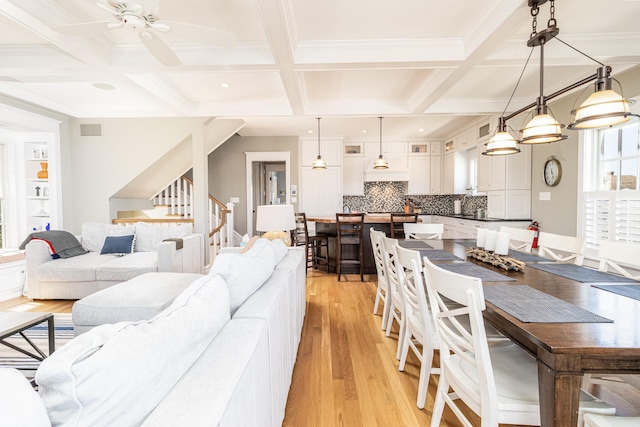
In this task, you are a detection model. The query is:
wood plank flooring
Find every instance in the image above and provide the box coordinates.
[3,270,640,426]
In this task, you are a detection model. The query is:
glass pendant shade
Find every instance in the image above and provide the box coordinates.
[568,89,638,129]
[312,155,327,170]
[483,130,520,156]
[521,113,568,144]
[312,117,327,170]
[373,154,389,169]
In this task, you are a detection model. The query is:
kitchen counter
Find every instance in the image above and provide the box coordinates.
[433,214,532,222]
[307,214,421,224]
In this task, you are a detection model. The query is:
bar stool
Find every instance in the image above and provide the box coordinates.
[291,212,329,273]
[336,213,364,281]
[390,213,418,239]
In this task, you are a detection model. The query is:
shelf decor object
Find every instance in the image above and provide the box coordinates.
[484,0,639,156]
[37,162,49,179]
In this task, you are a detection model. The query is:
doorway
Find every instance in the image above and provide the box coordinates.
[245,152,291,237]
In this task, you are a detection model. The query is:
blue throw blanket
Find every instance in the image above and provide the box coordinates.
[19,230,88,259]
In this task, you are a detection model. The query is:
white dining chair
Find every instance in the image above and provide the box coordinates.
[381,235,405,360]
[370,228,391,329]
[584,414,640,427]
[423,257,615,427]
[403,223,444,240]
[597,240,640,280]
[393,244,439,409]
[537,231,586,265]
[499,225,536,253]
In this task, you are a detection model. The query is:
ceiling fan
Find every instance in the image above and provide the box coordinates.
[55,0,236,66]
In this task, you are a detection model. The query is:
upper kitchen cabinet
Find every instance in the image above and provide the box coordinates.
[505,145,531,190]
[300,166,342,215]
[301,137,342,167]
[477,146,506,192]
[407,156,430,194]
[343,156,365,196]
[364,141,407,157]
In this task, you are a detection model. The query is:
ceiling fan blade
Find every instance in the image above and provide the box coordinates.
[153,20,236,48]
[55,21,122,35]
[138,31,181,66]
[96,0,119,15]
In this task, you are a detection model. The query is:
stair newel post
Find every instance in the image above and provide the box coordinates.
[226,202,235,249]
[189,180,194,220]
[177,177,183,217]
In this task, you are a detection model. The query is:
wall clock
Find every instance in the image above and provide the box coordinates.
[543,156,562,187]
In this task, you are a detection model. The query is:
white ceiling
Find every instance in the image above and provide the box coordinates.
[0,0,639,140]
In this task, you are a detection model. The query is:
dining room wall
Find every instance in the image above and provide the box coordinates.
[530,66,640,236]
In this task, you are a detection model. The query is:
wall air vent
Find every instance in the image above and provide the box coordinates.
[79,123,103,137]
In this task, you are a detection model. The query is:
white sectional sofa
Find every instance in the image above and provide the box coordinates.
[2,239,306,427]
[24,222,204,300]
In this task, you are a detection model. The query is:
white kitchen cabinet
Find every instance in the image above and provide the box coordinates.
[443,153,455,194]
[505,145,531,190]
[486,190,506,219]
[407,156,430,195]
[300,166,342,215]
[343,157,364,196]
[364,141,407,157]
[505,189,531,219]
[301,137,342,166]
[430,155,442,194]
[430,141,442,156]
[477,147,506,192]
[443,151,469,194]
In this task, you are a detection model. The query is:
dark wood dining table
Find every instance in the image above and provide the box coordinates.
[439,239,640,427]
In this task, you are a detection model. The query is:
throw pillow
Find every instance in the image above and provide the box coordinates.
[269,238,288,263]
[100,235,135,255]
[0,368,50,427]
[81,223,134,253]
[209,239,276,314]
[36,274,230,427]
[133,222,192,252]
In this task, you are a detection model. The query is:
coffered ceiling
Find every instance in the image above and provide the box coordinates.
[0,0,639,139]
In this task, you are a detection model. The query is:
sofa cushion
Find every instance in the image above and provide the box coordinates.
[36,274,231,427]
[37,252,113,282]
[100,234,135,255]
[134,222,192,252]
[0,368,51,427]
[95,252,158,282]
[209,238,276,315]
[72,272,203,332]
[81,223,134,253]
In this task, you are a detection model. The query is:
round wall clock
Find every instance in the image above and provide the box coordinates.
[543,156,562,187]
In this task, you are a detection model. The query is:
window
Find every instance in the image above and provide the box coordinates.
[581,120,640,250]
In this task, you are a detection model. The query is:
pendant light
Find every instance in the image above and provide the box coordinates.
[568,66,639,129]
[483,117,520,156]
[520,26,567,145]
[373,116,389,170]
[311,117,327,170]
[487,0,638,155]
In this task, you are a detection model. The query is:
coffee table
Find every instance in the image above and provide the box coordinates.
[0,312,55,362]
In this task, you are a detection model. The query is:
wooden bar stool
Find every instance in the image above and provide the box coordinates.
[390,213,418,239]
[291,212,329,273]
[336,213,364,281]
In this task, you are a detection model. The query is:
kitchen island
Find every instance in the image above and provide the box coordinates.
[306,214,404,275]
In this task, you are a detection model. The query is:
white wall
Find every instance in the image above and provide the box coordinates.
[67,117,205,233]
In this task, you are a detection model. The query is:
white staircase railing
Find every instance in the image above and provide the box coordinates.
[126,176,232,257]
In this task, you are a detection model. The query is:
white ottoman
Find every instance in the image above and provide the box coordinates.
[72,272,203,336]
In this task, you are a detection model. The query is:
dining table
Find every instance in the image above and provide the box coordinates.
[430,239,640,427]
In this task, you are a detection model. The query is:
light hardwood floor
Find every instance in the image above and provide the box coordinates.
[3,271,640,426]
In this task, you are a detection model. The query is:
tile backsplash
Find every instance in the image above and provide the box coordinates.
[343,182,486,216]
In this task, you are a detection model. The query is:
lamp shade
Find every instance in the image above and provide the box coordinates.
[256,204,296,232]
[521,113,567,144]
[312,155,327,170]
[569,89,637,129]
[373,155,389,169]
[483,131,520,156]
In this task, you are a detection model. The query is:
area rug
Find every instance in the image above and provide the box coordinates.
[0,313,73,378]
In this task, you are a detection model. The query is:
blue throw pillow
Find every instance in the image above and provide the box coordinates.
[100,235,135,256]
